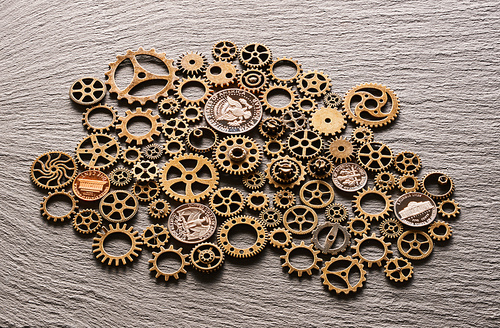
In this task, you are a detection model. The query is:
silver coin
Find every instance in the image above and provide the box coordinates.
[204,88,263,134]
[331,163,368,192]
[168,203,217,244]
[394,192,437,227]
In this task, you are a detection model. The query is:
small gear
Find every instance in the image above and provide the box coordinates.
[287,129,322,160]
[180,105,203,124]
[310,106,346,136]
[185,127,218,153]
[177,51,208,76]
[260,83,298,115]
[238,69,268,93]
[149,245,189,281]
[239,43,272,68]
[147,199,171,219]
[212,40,238,61]
[268,57,302,84]
[141,224,170,249]
[266,155,306,189]
[269,228,293,249]
[273,190,296,209]
[347,217,370,237]
[299,180,335,209]
[352,187,393,222]
[351,126,374,145]
[420,172,455,200]
[394,151,422,175]
[69,77,106,106]
[258,117,286,139]
[73,209,102,234]
[321,255,366,294]
[374,171,397,191]
[323,92,343,108]
[259,207,282,228]
[398,174,420,193]
[205,61,238,87]
[280,241,322,277]
[397,230,434,260]
[282,110,308,131]
[121,146,142,166]
[217,216,267,258]
[189,242,225,273]
[297,70,331,98]
[209,187,245,217]
[327,137,356,163]
[325,203,349,223]
[99,190,139,222]
[109,167,133,187]
[116,107,162,145]
[213,135,262,176]
[75,133,121,170]
[132,180,160,203]
[30,151,78,190]
[132,160,158,181]
[40,190,78,222]
[351,233,393,268]
[283,205,318,235]
[379,218,404,239]
[306,156,333,179]
[384,258,414,283]
[92,223,143,266]
[297,97,317,115]
[247,191,269,211]
[242,171,266,190]
[311,222,351,255]
[82,104,118,133]
[264,139,286,158]
[438,199,460,219]
[428,221,452,241]
[175,77,213,106]
[143,143,164,161]
[357,141,393,172]
[158,97,180,116]
[163,139,186,158]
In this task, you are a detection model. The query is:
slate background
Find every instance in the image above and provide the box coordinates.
[0,0,499,327]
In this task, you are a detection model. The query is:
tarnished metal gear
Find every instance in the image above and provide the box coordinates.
[283,205,318,235]
[190,242,225,273]
[147,199,171,219]
[209,187,245,217]
[132,180,160,202]
[185,127,218,153]
[217,216,268,258]
[141,224,170,249]
[347,217,370,237]
[280,241,322,277]
[323,92,343,108]
[247,191,269,211]
[132,160,158,181]
[344,83,400,127]
[180,105,203,124]
[351,233,393,268]
[282,110,308,131]
[310,106,346,136]
[260,83,298,115]
[213,135,262,176]
[238,69,268,94]
[158,97,180,116]
[311,222,351,255]
[268,57,302,84]
[239,43,272,68]
[160,154,219,203]
[99,190,138,222]
[273,190,296,209]
[306,156,333,179]
[352,187,393,222]
[109,167,133,187]
[82,104,118,133]
[266,155,306,189]
[374,171,397,191]
[420,172,455,200]
[321,255,366,294]
[212,40,238,61]
[385,258,414,282]
[70,77,106,106]
[162,118,189,139]
[351,126,374,145]
[287,129,322,160]
[177,51,208,76]
[269,227,292,249]
[398,230,434,260]
[206,61,238,87]
[175,76,213,106]
[143,143,164,161]
[73,209,102,234]
[92,223,143,266]
[300,180,335,209]
[149,245,189,281]
[40,190,78,222]
[259,117,286,139]
[121,146,141,166]
[325,203,349,223]
[357,141,393,172]
[428,221,452,241]
[438,199,460,219]
[297,70,331,98]
[31,151,78,190]
[259,208,282,228]
[398,174,420,193]
[75,133,120,170]
[242,171,266,190]
[264,139,286,158]
[116,107,162,145]
[327,137,356,163]
[105,47,178,105]
[163,139,185,158]
[297,97,317,115]
[379,218,404,239]
[394,151,422,175]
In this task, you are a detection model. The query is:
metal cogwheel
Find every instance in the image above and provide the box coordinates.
[158,97,180,116]
[147,199,171,219]
[40,190,78,222]
[132,180,160,203]
[217,216,267,258]
[69,77,106,106]
[325,203,349,223]
[327,137,356,163]
[347,216,370,237]
[398,174,420,193]
[92,223,143,266]
[109,167,133,187]
[264,139,286,158]
[268,57,302,84]
[273,190,296,209]
[357,141,393,172]
[351,233,393,268]
[82,104,118,133]
[209,187,245,217]
[99,190,139,222]
[260,83,298,115]
[205,61,238,87]
[212,40,238,61]
[297,70,331,98]
[266,155,306,189]
[283,205,318,235]
[238,68,269,93]
[397,230,434,260]
[394,151,422,175]
[185,127,218,153]
[247,191,269,211]
[420,172,455,200]
[176,76,213,106]
[374,171,397,191]
[75,133,121,170]
[73,209,102,234]
[238,43,272,68]
[104,47,178,105]
[259,117,286,139]
[321,255,366,294]
[310,106,346,136]
[242,171,266,190]
[299,180,335,209]
[280,241,322,277]
[379,218,404,239]
[121,146,142,166]
[311,222,351,255]
[259,207,282,228]
[352,187,393,221]
[297,97,317,115]
[213,135,262,176]
[116,107,162,145]
[269,227,293,249]
[323,92,343,108]
[384,258,414,283]
[287,129,322,160]
[281,110,308,131]
[132,160,158,181]
[177,51,208,76]
[164,139,186,158]
[180,105,203,124]
[149,245,189,281]
[306,156,334,179]
[189,242,225,273]
[141,224,170,249]
[437,199,460,219]
[428,221,453,241]
[30,151,78,190]
[143,143,164,161]
[351,126,374,145]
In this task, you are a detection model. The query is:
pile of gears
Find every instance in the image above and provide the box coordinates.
[30,41,460,294]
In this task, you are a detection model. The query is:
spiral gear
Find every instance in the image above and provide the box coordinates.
[75,133,121,170]
[374,171,397,191]
[209,187,245,217]
[212,40,238,61]
[190,242,225,273]
[217,216,267,258]
[177,51,208,76]
[147,199,171,219]
[327,137,356,163]
[266,155,306,189]
[420,172,455,200]
[30,151,78,190]
[394,151,422,175]
[143,143,164,161]
[310,106,346,136]
[149,245,189,281]
[40,190,78,222]
[351,233,393,268]
[384,258,414,283]
[213,135,262,176]
[280,241,322,277]
[92,223,143,266]
[73,209,102,234]
[238,43,272,68]
[351,126,374,145]
[437,199,460,219]
[269,228,293,249]
[321,255,366,294]
[260,83,298,115]
[268,57,302,84]
[247,191,269,211]
[109,167,133,187]
[428,221,452,241]
[273,190,296,209]
[325,203,349,223]
[175,77,213,106]
[352,187,393,222]
[82,104,118,133]
[116,107,162,145]
[158,97,180,116]
[347,217,370,237]
[141,224,170,249]
[205,61,238,87]
[398,174,420,193]
[379,218,404,239]
[242,171,266,190]
[297,70,331,98]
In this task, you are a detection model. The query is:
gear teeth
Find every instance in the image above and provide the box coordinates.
[260,83,298,115]
[116,107,162,146]
[73,209,101,234]
[420,171,455,200]
[428,221,453,241]
[212,40,238,61]
[310,106,346,136]
[92,223,143,266]
[189,242,225,273]
[40,190,78,222]
[384,258,413,282]
[352,187,393,222]
[217,216,267,258]
[209,187,245,217]
[437,199,460,219]
[149,245,189,281]
[75,133,121,170]
[177,51,208,76]
[297,70,331,98]
[247,191,269,211]
[176,77,213,106]
[280,241,322,277]
[268,57,302,84]
[238,43,272,68]
[82,104,118,133]
[30,151,78,190]
[351,233,393,268]
[147,199,171,219]
[269,228,292,249]
[213,135,263,176]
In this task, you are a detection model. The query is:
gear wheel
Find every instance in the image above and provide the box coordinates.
[282,110,308,131]
[69,77,106,106]
[428,221,452,241]
[75,133,121,170]
[260,83,297,115]
[297,70,331,98]
[99,190,139,222]
[175,77,213,106]
[352,187,393,222]
[242,171,266,190]
[269,228,293,249]
[264,139,286,158]
[116,107,162,145]
[177,51,208,76]
[325,203,349,223]
[351,126,374,145]
[132,160,158,181]
[141,224,170,249]
[394,151,422,174]
[40,190,78,222]
[420,172,455,200]
[212,40,238,61]
[357,141,393,172]
[180,105,203,124]
[398,174,419,193]
[92,223,143,266]
[299,180,335,209]
[266,155,306,189]
[149,245,189,281]
[280,241,322,277]
[384,258,413,282]
[238,69,269,93]
[105,47,178,105]
[321,255,366,294]
[283,205,318,235]
[310,106,346,136]
[132,180,160,203]
[268,57,302,84]
[164,139,186,158]
[327,137,356,163]
[143,143,164,161]
[30,151,78,190]
[311,222,351,255]
[287,129,322,160]
[209,187,245,217]
[351,233,393,268]
[379,218,404,239]
[109,167,133,187]
[213,135,262,176]
[297,97,317,115]
[206,61,238,87]
[398,230,434,260]
[239,43,272,68]
[273,190,296,209]
[347,216,370,237]
[73,209,102,234]
[121,146,141,166]
[374,171,397,191]
[190,242,225,273]
[259,117,286,139]
[438,199,460,219]
[323,92,343,108]
[247,191,269,211]
[158,97,180,116]
[259,208,282,228]
[82,104,118,133]
[185,127,218,153]
[217,216,267,258]
[147,199,171,219]
[306,156,333,179]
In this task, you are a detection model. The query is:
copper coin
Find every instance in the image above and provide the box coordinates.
[394,192,437,227]
[168,203,217,244]
[331,163,367,192]
[204,88,263,134]
[72,170,110,201]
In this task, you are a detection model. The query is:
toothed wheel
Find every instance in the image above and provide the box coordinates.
[217,216,267,258]
[209,187,245,218]
[92,223,143,266]
[158,97,180,116]
[177,51,208,76]
[147,199,171,219]
[30,151,78,190]
[109,167,133,187]
[260,83,298,115]
[379,218,404,239]
[73,209,102,234]
[213,135,262,176]
[297,70,331,98]
[70,77,106,106]
[206,61,238,87]
[321,255,366,294]
[325,203,349,223]
[268,57,302,84]
[149,245,189,281]
[242,171,266,190]
[212,40,238,61]
[116,107,162,146]
[40,190,78,222]
[310,106,346,136]
[75,133,121,170]
[384,258,414,283]
[351,233,393,268]
[352,187,393,222]
[394,151,422,175]
[239,43,272,68]
[175,77,213,106]
[190,242,224,273]
[357,141,393,172]
[143,143,164,161]
[141,224,170,249]
[82,104,118,133]
[280,241,322,277]
[323,92,343,108]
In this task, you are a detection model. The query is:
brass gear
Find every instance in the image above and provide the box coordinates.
[132,160,158,181]
[109,167,133,187]
[105,47,178,105]
[185,127,218,153]
[268,57,302,84]
[311,222,351,255]
[351,233,393,268]
[327,137,356,163]
[147,199,171,219]
[321,255,366,294]
[180,105,203,124]
[213,135,262,175]
[325,203,349,223]
[299,180,335,209]
[379,218,404,239]
[384,258,414,282]
[206,61,238,87]
[374,171,397,191]
[190,242,225,273]
[73,209,102,234]
[398,174,420,193]
[310,106,346,136]
[132,180,160,202]
[394,151,422,174]
[347,217,370,237]
[259,207,282,228]
[357,141,393,172]
[141,224,170,249]
[30,151,78,190]
[428,221,452,241]
[352,187,393,222]
[264,139,286,158]
[212,40,238,61]
[438,199,460,219]
[82,104,118,133]
[287,129,322,160]
[323,92,343,108]
[283,205,318,235]
[116,107,162,145]
[297,70,331,98]
[177,51,208,76]
[209,187,245,217]
[164,139,186,158]
[306,156,333,179]
[397,230,434,260]
[143,143,164,161]
[266,155,306,189]
[40,190,78,222]
[69,77,106,106]
[175,77,213,106]
[238,68,269,93]
[217,216,268,258]
[92,223,143,266]
[258,117,286,139]
[242,171,266,190]
[280,241,322,277]
[239,43,272,68]
[297,97,317,115]
[121,146,141,166]
[75,133,121,170]
[420,172,455,200]
[247,191,269,211]
[158,97,180,116]
[99,190,138,222]
[273,190,296,209]
[260,83,298,115]
[149,245,189,281]
[281,110,308,131]
[269,227,292,249]
[351,126,374,145]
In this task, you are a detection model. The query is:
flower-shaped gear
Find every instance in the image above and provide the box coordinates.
[323,92,343,108]
[75,133,121,170]
[180,105,203,124]
[158,97,180,116]
[351,126,374,145]
[104,47,178,105]
[143,143,164,161]
[297,97,317,115]
[116,107,162,146]
[352,187,393,222]
[175,77,213,106]
[133,160,158,181]
[269,228,293,249]
[121,146,142,166]
[92,223,143,266]
[109,167,133,187]
[73,209,102,234]
[260,83,298,116]
[310,106,346,136]
[327,137,356,163]
[398,174,420,193]
[185,127,218,153]
[239,43,272,68]
[264,139,286,158]
[266,155,306,189]
[149,245,189,281]
[99,190,138,222]
[325,203,349,223]
[394,151,422,175]
[351,233,393,268]
[141,224,170,249]
[397,230,434,260]
[209,187,245,217]
[238,68,269,94]
[379,218,404,239]
[259,207,282,228]
[164,139,186,159]
[30,151,78,190]
[205,61,238,87]
[299,180,335,209]
[82,104,118,133]
[258,117,286,139]
[357,141,393,172]
[69,77,106,106]
[190,242,225,273]
[428,221,453,241]
[438,199,460,219]
[374,171,397,191]
[212,40,238,61]
[321,255,366,294]
[283,205,318,235]
[132,180,160,202]
[242,171,266,190]
[297,70,331,98]
[147,199,171,219]
[311,222,351,255]
[268,57,302,84]
[287,129,322,160]
[40,190,78,222]
[347,217,370,237]
[213,135,262,176]
[217,216,267,258]
[273,190,296,209]
[420,172,455,200]
[280,241,322,277]
[282,110,308,131]
[384,258,414,283]
[247,191,269,211]
[306,156,333,179]
[177,51,208,76]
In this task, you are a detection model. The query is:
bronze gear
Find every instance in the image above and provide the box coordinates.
[438,199,460,219]
[260,83,298,115]
[212,40,238,61]
[297,70,331,98]
[238,43,272,68]
[92,223,143,266]
[384,258,414,283]
[132,180,160,202]
[158,97,180,116]
[175,76,213,106]
[306,156,333,179]
[242,171,266,190]
[104,47,178,105]
[217,216,268,258]
[121,146,142,166]
[177,51,208,76]
[351,126,374,145]
[258,117,286,139]
[280,241,322,277]
[205,61,238,87]
[321,255,366,294]
[116,107,162,145]
[40,190,78,222]
[149,245,189,281]
[69,77,106,106]
[343,83,400,127]
[163,139,186,158]
[264,139,286,158]
[75,133,121,170]
[213,135,263,176]
[147,199,171,219]
[428,221,452,241]
[31,151,78,190]
[281,110,308,131]
[185,127,218,153]
[374,171,397,191]
[266,155,306,189]
[73,209,102,234]
[299,180,335,209]
[297,97,317,115]
[189,242,224,273]
[141,224,170,249]
[109,167,133,187]
[325,203,349,223]
[310,106,346,136]
[398,174,419,193]
[283,205,318,235]
[99,190,138,222]
[351,233,393,268]
[162,118,189,139]
[238,68,269,93]
[259,207,282,228]
[180,105,203,124]
[209,187,245,217]
[311,222,351,255]
[268,57,302,84]
[327,137,356,163]
[273,190,296,209]
[82,104,118,133]
[394,151,422,174]
[269,227,292,249]
[352,187,393,222]
[379,218,404,239]
[132,160,158,181]
[357,141,393,172]
[420,172,455,200]
[287,129,322,160]
[398,230,434,260]
[143,143,164,161]
[323,92,343,108]
[160,153,219,203]
[347,216,370,237]
[247,191,269,211]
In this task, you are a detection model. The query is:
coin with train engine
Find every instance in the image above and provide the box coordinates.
[168,203,217,244]
[331,163,367,192]
[72,170,110,201]
[394,192,437,227]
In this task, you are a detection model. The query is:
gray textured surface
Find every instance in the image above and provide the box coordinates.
[1,0,499,327]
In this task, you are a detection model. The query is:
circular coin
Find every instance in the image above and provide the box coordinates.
[72,170,110,201]
[331,163,367,192]
[168,203,217,244]
[394,192,437,227]
[204,88,263,134]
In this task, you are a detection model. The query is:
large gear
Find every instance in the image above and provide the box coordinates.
[82,104,118,133]
[73,209,102,234]
[147,199,171,219]
[310,106,346,136]
[247,191,269,211]
[297,70,331,98]
[438,199,460,219]
[69,77,106,106]
[40,190,78,222]
[109,167,133,187]
[320,255,366,294]
[238,43,272,68]
[158,97,180,116]
[268,57,302,84]
[283,205,318,235]
[347,216,370,237]
[238,68,269,94]
[141,224,170,249]
[92,223,143,266]
[287,129,322,160]
[149,245,189,281]
[132,180,160,202]
[212,40,238,61]
[357,141,393,172]
[374,171,397,191]
[280,241,322,277]
[397,230,434,260]
[189,242,225,273]
[311,222,351,255]
[306,156,334,179]
[213,135,262,175]
[352,187,393,221]
[99,190,138,223]
[177,51,208,76]
[379,218,404,239]
[428,221,452,241]
[266,155,306,189]
[242,171,266,190]
[327,137,356,163]
[394,151,422,175]
[175,76,213,106]
[325,203,349,223]
[30,151,78,190]
[185,127,218,153]
[75,133,121,170]
[351,233,393,268]
[205,61,238,87]
[299,180,335,209]
[116,107,162,145]
[217,216,267,258]
[351,126,374,145]
[384,258,414,283]
[209,187,245,217]
[273,190,296,209]
[420,172,455,200]
[260,83,298,115]
[269,227,293,249]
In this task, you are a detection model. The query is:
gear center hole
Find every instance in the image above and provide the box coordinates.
[267,88,292,108]
[209,66,222,75]
[228,224,258,249]
[45,194,74,217]
[156,252,183,274]
[272,60,298,80]
[358,239,386,261]
[103,233,133,257]
[359,193,387,215]
[288,247,315,271]
[126,117,153,137]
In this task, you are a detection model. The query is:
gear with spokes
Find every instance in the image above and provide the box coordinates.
[320,255,366,294]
